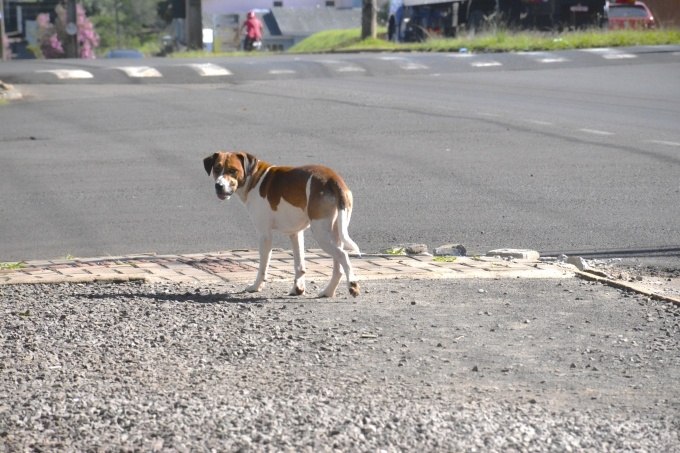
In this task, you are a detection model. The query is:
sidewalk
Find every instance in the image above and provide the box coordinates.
[0,249,572,286]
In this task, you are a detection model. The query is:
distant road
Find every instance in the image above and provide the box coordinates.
[1,45,679,85]
[1,49,679,261]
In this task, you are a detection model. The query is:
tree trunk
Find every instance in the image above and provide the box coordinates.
[186,0,203,50]
[361,0,377,40]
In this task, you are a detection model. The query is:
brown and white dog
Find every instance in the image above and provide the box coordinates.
[203,151,360,298]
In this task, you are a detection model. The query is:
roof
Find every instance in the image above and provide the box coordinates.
[404,0,454,6]
[269,8,362,36]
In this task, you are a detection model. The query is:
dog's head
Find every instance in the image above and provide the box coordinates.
[203,151,256,200]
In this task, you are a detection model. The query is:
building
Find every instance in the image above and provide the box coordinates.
[202,0,362,15]
[2,0,60,58]
[201,0,387,52]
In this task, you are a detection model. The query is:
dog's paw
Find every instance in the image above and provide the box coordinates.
[348,281,360,297]
[318,288,335,298]
[246,283,264,293]
[289,284,305,296]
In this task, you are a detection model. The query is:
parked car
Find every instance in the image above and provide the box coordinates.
[605,0,655,29]
[106,49,144,59]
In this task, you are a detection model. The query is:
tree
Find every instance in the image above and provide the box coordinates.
[35,2,99,58]
[362,0,377,40]
[80,0,161,49]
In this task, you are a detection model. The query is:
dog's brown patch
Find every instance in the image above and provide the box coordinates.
[259,167,308,211]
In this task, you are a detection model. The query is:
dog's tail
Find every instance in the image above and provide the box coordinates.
[337,189,361,256]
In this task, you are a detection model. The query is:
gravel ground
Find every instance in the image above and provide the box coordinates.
[1,276,679,452]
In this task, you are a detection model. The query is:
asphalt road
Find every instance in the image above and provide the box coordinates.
[1,49,679,261]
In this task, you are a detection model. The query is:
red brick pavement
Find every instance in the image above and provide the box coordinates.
[0,249,572,286]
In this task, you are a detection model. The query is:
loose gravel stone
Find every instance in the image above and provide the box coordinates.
[1,278,678,451]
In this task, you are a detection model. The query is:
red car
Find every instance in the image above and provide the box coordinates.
[606,0,656,29]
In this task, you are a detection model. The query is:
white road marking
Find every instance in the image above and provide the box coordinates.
[518,52,568,64]
[37,69,94,79]
[648,140,680,147]
[186,63,231,76]
[581,48,636,60]
[602,53,637,60]
[524,119,554,126]
[471,61,502,68]
[579,128,614,136]
[336,66,366,73]
[379,56,429,70]
[401,62,429,70]
[478,112,501,118]
[319,59,366,73]
[539,57,568,63]
[116,66,163,78]
[268,69,296,75]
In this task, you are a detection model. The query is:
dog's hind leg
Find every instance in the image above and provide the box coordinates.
[319,258,343,298]
[311,219,360,298]
[338,207,361,256]
[289,231,306,295]
[246,233,272,293]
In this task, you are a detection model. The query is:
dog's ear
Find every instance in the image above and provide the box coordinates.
[235,152,253,176]
[237,152,258,176]
[203,153,218,176]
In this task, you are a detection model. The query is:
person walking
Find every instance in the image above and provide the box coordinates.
[241,11,264,51]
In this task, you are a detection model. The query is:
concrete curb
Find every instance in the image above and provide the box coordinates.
[574,269,680,307]
[0,249,573,286]
[0,81,23,101]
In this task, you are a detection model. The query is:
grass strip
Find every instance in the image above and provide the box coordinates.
[289,28,680,54]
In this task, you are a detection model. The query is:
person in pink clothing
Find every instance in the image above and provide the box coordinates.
[241,11,264,51]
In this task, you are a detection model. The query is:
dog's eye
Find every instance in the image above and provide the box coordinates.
[226,169,238,176]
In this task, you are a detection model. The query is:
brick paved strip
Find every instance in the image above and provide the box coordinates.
[0,250,573,286]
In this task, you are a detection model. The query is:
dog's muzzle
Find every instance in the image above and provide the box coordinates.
[215,182,232,200]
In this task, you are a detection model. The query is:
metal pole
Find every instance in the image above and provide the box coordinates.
[1,0,6,61]
[64,0,78,58]
[114,0,120,48]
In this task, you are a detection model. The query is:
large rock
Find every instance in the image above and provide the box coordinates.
[486,248,540,261]
[433,244,467,256]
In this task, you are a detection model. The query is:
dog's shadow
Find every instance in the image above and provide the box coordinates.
[80,287,327,306]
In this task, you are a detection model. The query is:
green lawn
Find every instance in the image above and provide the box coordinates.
[167,27,680,58]
[288,28,680,54]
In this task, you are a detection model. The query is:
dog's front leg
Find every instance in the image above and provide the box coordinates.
[246,233,272,293]
[289,231,306,295]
